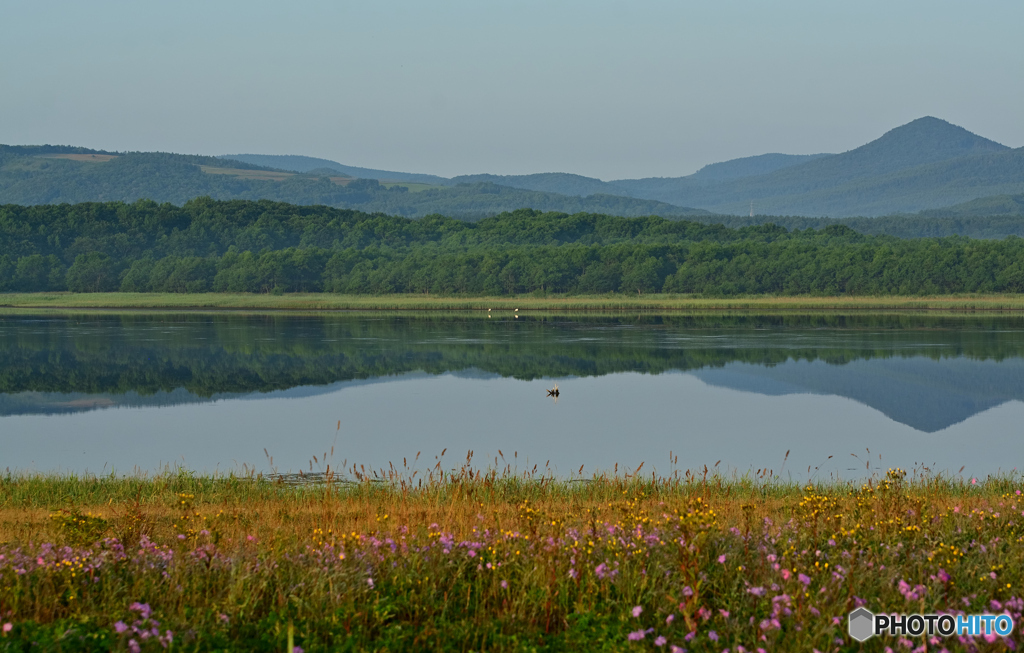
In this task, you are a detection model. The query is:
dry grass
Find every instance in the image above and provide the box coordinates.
[2,468,1023,649]
[380,181,445,192]
[198,166,297,181]
[36,154,118,163]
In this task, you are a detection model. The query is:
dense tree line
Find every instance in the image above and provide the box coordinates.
[692,211,1024,240]
[2,199,1024,295]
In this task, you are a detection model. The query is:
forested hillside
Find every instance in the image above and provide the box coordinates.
[413,118,1024,217]
[0,147,703,218]
[5,117,1022,219]
[3,199,1024,296]
[687,191,1024,238]
[220,153,449,185]
[609,118,1023,216]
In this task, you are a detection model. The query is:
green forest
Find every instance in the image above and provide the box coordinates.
[3,198,1024,296]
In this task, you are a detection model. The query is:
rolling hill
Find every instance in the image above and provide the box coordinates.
[687,153,831,182]
[0,146,707,218]
[220,153,450,185]
[228,117,1022,217]
[608,117,1022,216]
[2,117,1022,218]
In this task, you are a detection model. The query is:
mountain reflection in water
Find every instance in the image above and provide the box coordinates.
[3,312,1024,476]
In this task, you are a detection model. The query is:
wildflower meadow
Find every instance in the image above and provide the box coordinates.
[1,464,1022,651]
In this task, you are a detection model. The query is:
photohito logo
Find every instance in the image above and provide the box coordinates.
[848,607,1014,642]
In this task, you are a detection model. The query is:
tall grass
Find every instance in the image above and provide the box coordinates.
[1,465,1022,651]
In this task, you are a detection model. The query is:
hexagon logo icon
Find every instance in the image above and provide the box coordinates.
[848,607,875,642]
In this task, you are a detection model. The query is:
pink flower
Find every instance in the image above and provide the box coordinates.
[720,609,730,618]
[682,586,694,597]
[114,621,128,634]
[971,478,978,485]
[709,630,719,642]
[718,554,727,564]
[781,569,791,580]
[798,573,811,586]
[2,623,11,633]
[666,614,675,625]
[632,606,643,618]
[501,580,508,589]
[655,636,668,646]
[628,630,646,641]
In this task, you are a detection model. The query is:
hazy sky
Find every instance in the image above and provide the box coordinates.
[3,1,1022,180]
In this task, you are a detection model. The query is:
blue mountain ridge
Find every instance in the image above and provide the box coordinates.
[222,117,1023,217]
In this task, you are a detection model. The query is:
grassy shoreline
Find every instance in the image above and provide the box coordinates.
[2,470,1023,650]
[3,291,1024,312]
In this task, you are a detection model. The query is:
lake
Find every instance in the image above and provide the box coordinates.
[2,311,1023,481]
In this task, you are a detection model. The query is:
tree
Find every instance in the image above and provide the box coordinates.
[66,252,118,292]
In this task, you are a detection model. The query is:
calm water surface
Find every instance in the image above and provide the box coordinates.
[2,312,1023,480]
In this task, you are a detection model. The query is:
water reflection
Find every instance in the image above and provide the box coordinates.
[2,312,1024,477]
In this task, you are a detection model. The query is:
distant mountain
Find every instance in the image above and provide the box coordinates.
[610,117,1020,216]
[0,147,706,218]
[916,192,1024,218]
[444,155,832,197]
[687,153,831,182]
[449,172,623,197]
[4,117,1022,218]
[221,154,449,185]
[226,151,834,199]
[425,118,1023,217]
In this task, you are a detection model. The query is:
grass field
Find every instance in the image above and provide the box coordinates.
[198,166,298,181]
[36,154,119,163]
[4,292,1024,312]
[0,467,1021,650]
[197,166,358,186]
[380,181,446,193]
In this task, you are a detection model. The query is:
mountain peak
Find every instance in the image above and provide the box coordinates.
[858,116,1007,159]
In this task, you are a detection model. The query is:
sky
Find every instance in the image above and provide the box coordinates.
[2,0,1022,180]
